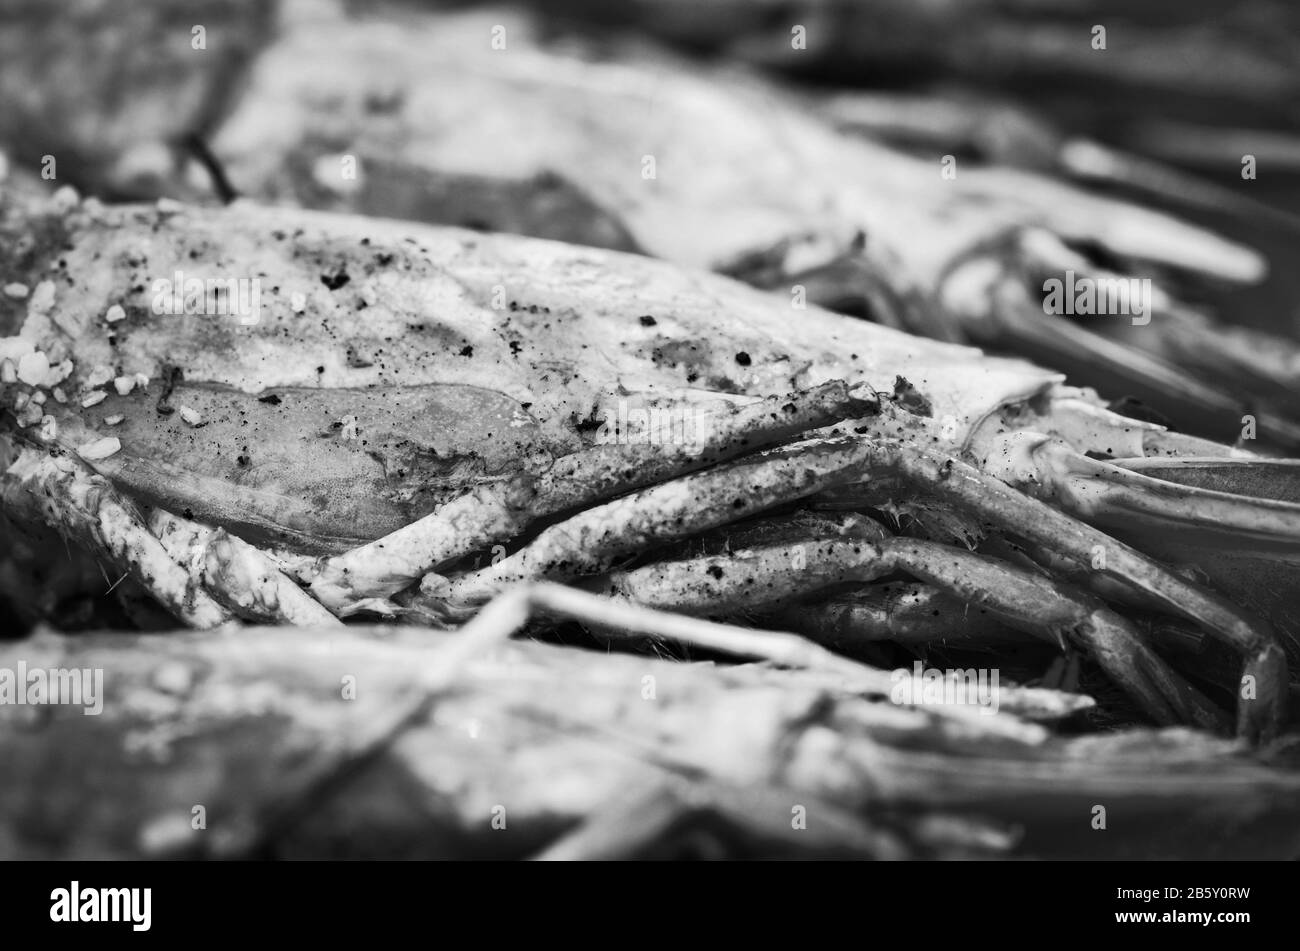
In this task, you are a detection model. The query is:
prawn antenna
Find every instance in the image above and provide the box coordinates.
[181,132,240,205]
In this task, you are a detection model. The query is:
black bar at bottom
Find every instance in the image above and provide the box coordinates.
[0,861,1279,939]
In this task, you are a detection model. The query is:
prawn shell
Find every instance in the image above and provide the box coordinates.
[5,199,1060,545]
[76,382,551,554]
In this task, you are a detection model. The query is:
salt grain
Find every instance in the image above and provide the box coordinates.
[105,304,126,324]
[103,414,124,426]
[179,406,204,427]
[0,359,14,383]
[3,283,28,299]
[0,336,34,362]
[290,292,307,313]
[113,375,136,395]
[81,390,107,408]
[16,350,49,386]
[50,185,80,213]
[38,414,57,441]
[28,281,55,314]
[43,358,74,388]
[77,437,121,461]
